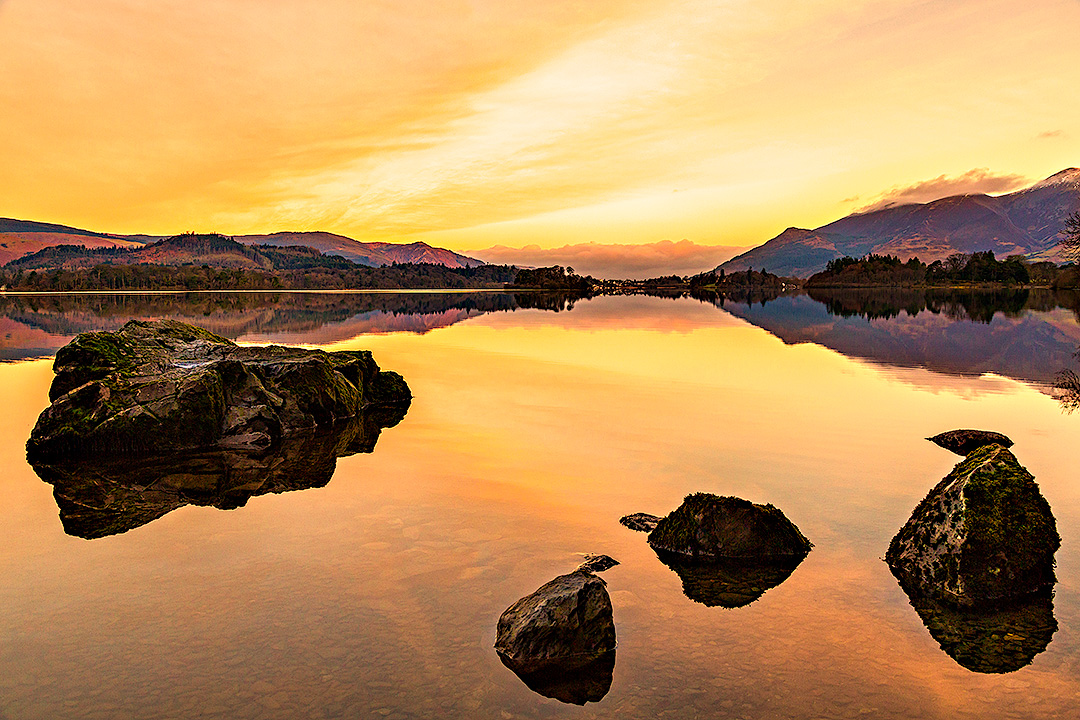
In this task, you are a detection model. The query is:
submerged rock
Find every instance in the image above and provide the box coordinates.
[654,553,807,608]
[646,493,812,560]
[30,409,407,539]
[26,319,410,459]
[902,587,1057,674]
[927,429,1013,456]
[495,558,617,704]
[886,444,1059,606]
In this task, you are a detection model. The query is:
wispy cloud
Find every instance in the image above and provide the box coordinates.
[470,240,747,279]
[1037,129,1066,140]
[855,168,1030,213]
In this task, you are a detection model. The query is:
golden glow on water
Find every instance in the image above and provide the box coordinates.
[2,295,1080,718]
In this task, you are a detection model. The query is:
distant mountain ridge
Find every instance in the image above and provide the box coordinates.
[0,218,483,269]
[718,168,1080,278]
[7,233,350,272]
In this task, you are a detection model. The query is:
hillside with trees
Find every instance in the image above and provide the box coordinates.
[508,265,596,291]
[0,234,517,291]
[805,252,1036,288]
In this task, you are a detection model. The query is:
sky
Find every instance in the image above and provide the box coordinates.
[3,0,1080,269]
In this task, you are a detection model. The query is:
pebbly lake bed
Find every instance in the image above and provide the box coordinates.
[1,289,1080,719]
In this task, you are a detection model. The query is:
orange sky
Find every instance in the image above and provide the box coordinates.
[3,0,1080,252]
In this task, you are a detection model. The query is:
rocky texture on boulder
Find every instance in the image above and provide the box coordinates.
[928,429,1014,456]
[886,444,1059,606]
[494,558,617,705]
[26,320,410,459]
[645,493,813,560]
[30,409,406,539]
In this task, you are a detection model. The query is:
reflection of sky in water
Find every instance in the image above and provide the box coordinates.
[1,294,1080,718]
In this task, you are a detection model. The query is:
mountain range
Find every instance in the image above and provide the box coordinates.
[718,168,1080,278]
[0,219,483,269]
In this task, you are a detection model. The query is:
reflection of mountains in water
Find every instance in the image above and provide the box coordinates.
[0,292,588,361]
[711,289,1080,387]
[29,407,406,539]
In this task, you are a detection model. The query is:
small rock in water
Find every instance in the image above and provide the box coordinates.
[646,493,812,560]
[619,513,661,533]
[623,493,811,607]
[494,558,617,705]
[927,429,1013,456]
[576,554,620,573]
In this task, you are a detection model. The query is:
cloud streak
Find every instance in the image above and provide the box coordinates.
[470,240,747,279]
[855,168,1030,213]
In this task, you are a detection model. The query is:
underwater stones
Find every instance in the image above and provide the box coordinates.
[495,558,617,704]
[26,319,411,459]
[886,444,1059,606]
[646,493,813,560]
[928,429,1013,456]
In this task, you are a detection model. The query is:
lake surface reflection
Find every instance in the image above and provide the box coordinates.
[2,291,1080,719]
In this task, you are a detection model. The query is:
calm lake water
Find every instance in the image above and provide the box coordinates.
[2,290,1080,719]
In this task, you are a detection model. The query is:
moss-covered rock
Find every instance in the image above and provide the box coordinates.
[27,319,411,459]
[885,444,1059,606]
[646,493,813,560]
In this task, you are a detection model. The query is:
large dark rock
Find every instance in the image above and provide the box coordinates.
[886,444,1059,606]
[646,493,813,560]
[928,429,1013,456]
[494,560,617,704]
[26,320,410,459]
[29,408,406,539]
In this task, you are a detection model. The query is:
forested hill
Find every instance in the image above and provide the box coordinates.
[718,168,1080,277]
[0,217,485,268]
[0,234,518,290]
[804,252,1043,287]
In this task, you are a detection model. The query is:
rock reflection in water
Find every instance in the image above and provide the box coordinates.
[28,406,406,539]
[899,585,1057,673]
[655,550,806,608]
[499,651,615,706]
